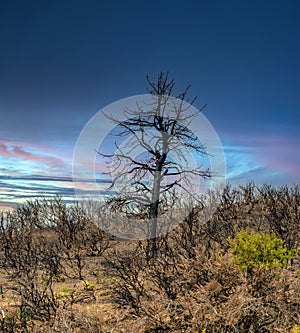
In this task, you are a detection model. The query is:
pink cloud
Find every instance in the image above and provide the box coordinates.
[12,145,66,168]
[225,132,300,182]
[0,143,11,157]
[1,139,72,159]
[0,139,69,174]
[254,142,300,179]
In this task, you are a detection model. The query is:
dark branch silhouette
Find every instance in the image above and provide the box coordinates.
[100,72,213,257]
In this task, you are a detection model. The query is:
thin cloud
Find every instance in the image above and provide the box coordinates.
[222,130,299,185]
[0,174,111,183]
[0,172,112,209]
[0,143,11,157]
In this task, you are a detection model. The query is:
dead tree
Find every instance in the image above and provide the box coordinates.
[101,72,212,257]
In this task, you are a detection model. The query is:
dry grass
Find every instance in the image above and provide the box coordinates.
[0,183,299,332]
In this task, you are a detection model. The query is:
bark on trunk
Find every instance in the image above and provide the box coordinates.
[148,169,161,258]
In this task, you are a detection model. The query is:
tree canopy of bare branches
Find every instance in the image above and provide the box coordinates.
[100,72,213,257]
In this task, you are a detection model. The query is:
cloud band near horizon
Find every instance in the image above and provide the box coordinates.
[0,130,299,210]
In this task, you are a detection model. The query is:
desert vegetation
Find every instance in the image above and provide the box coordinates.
[0,182,299,332]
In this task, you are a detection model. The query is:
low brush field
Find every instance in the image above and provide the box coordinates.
[0,183,299,332]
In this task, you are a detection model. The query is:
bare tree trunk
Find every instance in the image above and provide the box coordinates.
[148,169,161,258]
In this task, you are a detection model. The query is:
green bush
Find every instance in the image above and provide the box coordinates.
[293,325,300,333]
[228,228,297,271]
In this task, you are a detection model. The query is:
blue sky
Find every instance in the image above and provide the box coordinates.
[0,0,299,209]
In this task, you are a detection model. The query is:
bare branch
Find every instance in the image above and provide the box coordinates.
[97,72,213,256]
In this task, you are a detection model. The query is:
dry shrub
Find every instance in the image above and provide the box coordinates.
[0,183,299,332]
[123,259,300,333]
[103,184,300,332]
